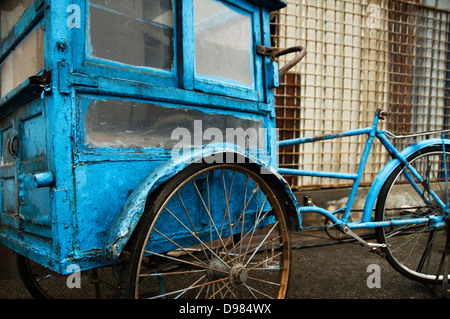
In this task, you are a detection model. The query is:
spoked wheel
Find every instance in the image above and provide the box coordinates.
[375,145,450,285]
[119,161,291,299]
[16,254,118,299]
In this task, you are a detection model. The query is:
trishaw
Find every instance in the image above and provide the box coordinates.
[1,0,449,299]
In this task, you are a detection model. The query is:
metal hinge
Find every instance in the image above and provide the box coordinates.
[256,45,276,58]
[256,46,279,89]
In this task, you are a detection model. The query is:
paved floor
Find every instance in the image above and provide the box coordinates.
[0,230,440,299]
[287,231,434,299]
[0,243,31,299]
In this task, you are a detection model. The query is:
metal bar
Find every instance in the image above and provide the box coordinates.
[347,216,444,229]
[378,133,448,211]
[443,137,449,213]
[277,168,358,180]
[383,129,450,139]
[278,126,373,147]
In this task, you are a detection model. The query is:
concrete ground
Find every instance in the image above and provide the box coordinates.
[287,231,435,299]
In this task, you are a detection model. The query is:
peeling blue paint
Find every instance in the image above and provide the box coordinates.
[0,0,293,274]
[103,144,300,260]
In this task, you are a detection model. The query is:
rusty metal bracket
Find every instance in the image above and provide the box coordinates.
[256,45,276,57]
[257,45,306,77]
[29,70,52,88]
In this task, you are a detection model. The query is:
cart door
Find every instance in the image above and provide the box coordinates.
[0,0,49,239]
[16,101,51,237]
[0,100,51,239]
[0,116,19,230]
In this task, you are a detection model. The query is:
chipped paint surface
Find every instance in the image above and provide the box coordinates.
[0,0,294,274]
[103,144,301,260]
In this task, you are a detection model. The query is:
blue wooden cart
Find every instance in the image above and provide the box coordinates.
[4,0,449,300]
[0,0,305,298]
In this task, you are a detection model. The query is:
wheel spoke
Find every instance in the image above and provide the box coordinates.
[139,269,205,278]
[151,228,209,266]
[244,221,279,267]
[220,169,237,256]
[416,230,436,273]
[243,283,275,299]
[246,275,282,287]
[142,250,229,276]
[162,206,230,268]
[192,178,234,264]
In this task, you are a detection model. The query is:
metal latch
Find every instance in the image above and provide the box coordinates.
[7,136,19,157]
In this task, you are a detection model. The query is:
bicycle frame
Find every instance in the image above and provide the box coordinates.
[277,109,450,234]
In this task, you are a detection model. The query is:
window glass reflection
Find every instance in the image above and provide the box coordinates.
[194,0,253,86]
[89,0,174,70]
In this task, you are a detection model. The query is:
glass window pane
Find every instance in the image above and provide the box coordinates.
[89,0,174,70]
[194,0,253,86]
[0,0,34,40]
[0,25,45,97]
[83,98,263,150]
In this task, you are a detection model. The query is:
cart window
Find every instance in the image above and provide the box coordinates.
[194,0,253,86]
[82,98,263,150]
[89,0,174,70]
[0,25,45,97]
[0,0,34,40]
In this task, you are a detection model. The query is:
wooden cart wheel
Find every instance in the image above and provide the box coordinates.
[119,161,291,299]
[16,254,118,299]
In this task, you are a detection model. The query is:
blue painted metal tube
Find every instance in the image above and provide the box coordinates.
[341,124,378,223]
[278,127,373,147]
[277,168,358,180]
[443,137,449,212]
[298,206,344,226]
[299,206,444,229]
[33,172,55,188]
[378,133,448,211]
[347,215,444,229]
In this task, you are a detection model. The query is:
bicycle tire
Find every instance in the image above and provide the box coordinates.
[375,144,450,285]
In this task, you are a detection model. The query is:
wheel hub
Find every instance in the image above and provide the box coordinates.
[206,259,228,280]
[229,263,248,287]
[206,260,248,288]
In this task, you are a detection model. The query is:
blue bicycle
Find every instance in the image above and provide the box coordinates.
[278,109,450,286]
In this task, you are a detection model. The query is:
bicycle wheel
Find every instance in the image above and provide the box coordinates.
[16,254,118,299]
[119,161,291,299]
[375,144,450,285]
